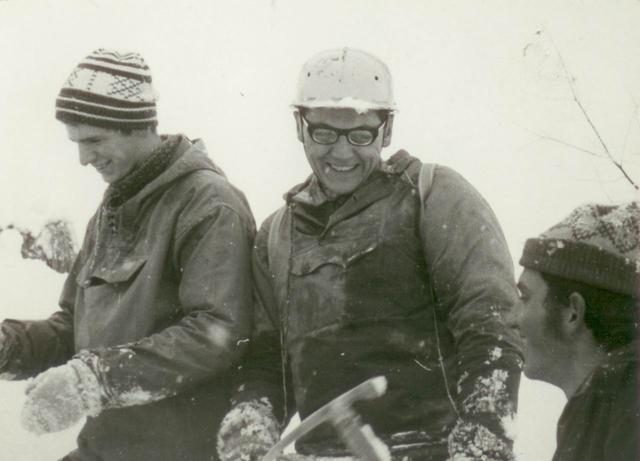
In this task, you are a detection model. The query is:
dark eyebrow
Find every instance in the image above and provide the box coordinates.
[76,136,102,143]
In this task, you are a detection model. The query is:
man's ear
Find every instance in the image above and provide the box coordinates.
[382,113,394,147]
[563,292,588,336]
[293,111,304,143]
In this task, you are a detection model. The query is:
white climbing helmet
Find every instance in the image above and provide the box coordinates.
[292,47,396,113]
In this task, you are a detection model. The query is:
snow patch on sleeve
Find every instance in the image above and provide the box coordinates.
[114,386,169,407]
[448,420,513,461]
[462,369,513,417]
[489,347,503,362]
[217,399,281,461]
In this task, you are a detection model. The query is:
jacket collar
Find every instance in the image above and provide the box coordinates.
[109,135,223,223]
[284,150,419,233]
[572,341,638,398]
[286,149,417,207]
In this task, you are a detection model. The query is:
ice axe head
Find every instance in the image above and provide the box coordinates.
[262,376,390,461]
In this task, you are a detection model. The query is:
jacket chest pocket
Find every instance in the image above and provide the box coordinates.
[282,237,381,337]
[290,237,379,276]
[76,257,147,289]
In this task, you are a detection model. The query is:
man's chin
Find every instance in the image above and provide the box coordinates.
[99,172,116,184]
[320,177,365,198]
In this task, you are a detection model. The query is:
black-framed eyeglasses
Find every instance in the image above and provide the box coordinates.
[301,116,386,147]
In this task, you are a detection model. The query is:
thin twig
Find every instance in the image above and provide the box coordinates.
[513,121,608,159]
[535,134,607,159]
[547,33,638,190]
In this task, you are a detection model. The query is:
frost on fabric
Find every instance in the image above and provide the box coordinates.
[217,399,280,461]
[279,455,353,461]
[488,347,502,362]
[115,386,168,407]
[457,371,470,394]
[462,369,512,417]
[545,239,565,256]
[448,420,512,461]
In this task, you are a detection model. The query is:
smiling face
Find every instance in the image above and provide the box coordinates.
[516,268,572,385]
[65,123,147,183]
[295,108,393,199]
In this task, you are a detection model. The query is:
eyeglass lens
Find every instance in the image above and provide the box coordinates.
[310,127,375,146]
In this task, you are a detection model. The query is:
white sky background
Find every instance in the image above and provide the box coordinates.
[0,0,639,460]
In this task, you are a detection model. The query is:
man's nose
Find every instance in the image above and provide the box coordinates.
[329,135,355,160]
[78,145,95,166]
[505,302,522,332]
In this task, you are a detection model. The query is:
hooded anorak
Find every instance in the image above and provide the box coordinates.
[235,151,522,460]
[1,136,255,460]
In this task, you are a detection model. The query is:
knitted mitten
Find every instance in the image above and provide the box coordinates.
[21,358,103,434]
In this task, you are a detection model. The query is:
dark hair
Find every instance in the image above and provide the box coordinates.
[117,125,158,136]
[541,272,638,351]
[63,122,157,136]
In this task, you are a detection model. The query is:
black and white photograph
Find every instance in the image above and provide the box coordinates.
[0,1,638,460]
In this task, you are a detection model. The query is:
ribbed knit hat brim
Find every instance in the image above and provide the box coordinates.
[520,201,639,297]
[520,238,637,296]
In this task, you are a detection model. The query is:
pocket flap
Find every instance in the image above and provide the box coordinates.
[76,258,147,287]
[290,238,378,275]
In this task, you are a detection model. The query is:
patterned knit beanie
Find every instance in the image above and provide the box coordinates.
[520,201,639,296]
[55,49,158,131]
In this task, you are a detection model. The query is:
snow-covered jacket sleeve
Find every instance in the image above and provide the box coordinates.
[421,166,522,459]
[90,203,255,403]
[228,214,295,425]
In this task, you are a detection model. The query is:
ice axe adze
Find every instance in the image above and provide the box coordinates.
[261,376,391,461]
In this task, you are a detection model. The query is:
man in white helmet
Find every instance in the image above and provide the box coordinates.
[217,48,522,461]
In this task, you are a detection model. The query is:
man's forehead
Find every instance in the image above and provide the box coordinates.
[65,123,113,141]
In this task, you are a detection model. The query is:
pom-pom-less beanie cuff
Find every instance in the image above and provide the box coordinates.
[520,238,638,297]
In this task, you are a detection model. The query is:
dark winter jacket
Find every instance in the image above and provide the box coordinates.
[1,136,255,461]
[553,344,639,461]
[235,151,522,460]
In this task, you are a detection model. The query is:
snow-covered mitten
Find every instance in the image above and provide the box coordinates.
[21,358,103,434]
[217,399,281,461]
[448,419,513,461]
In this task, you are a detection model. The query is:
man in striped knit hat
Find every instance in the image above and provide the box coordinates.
[0,49,255,460]
[517,201,639,461]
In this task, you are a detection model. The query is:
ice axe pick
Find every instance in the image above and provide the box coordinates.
[261,376,390,461]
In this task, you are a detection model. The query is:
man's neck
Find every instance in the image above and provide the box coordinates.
[137,133,164,163]
[559,341,607,399]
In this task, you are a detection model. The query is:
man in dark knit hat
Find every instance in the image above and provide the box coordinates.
[0,49,255,460]
[517,201,639,461]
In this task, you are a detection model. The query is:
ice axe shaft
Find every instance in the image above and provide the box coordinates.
[262,376,389,461]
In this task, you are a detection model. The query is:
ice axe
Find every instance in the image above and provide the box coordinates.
[261,376,390,461]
